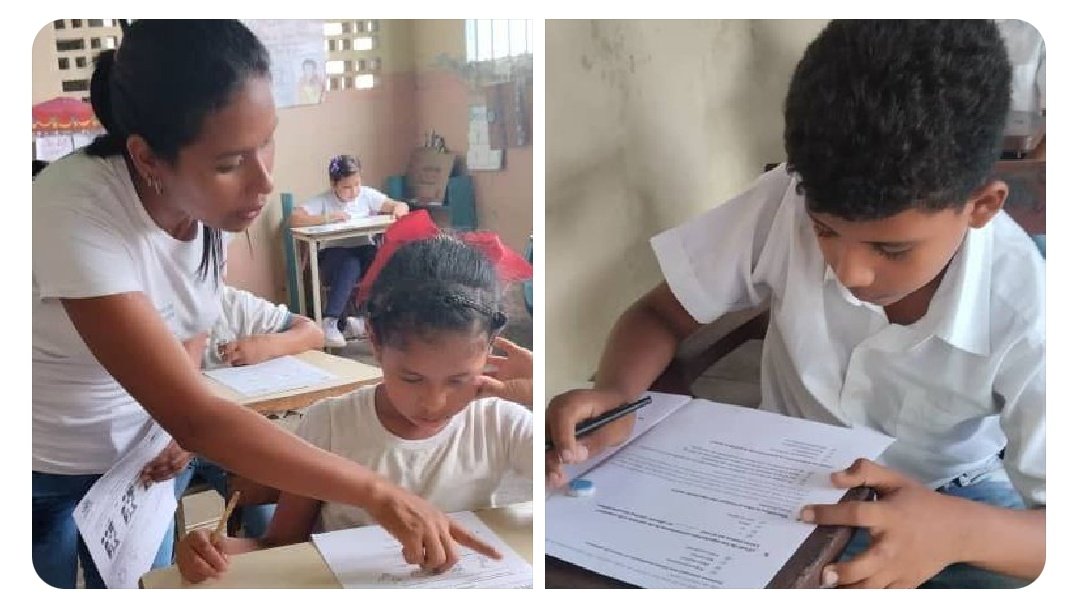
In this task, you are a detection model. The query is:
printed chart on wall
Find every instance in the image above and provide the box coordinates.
[242,20,327,108]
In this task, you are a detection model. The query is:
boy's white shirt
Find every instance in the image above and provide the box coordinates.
[651,165,1046,507]
[32,152,221,474]
[292,386,533,533]
[299,187,387,249]
[201,285,293,370]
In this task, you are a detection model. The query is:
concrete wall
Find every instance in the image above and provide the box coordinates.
[546,20,827,394]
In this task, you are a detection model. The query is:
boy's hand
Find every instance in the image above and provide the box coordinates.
[328,211,349,223]
[545,389,636,488]
[218,336,276,366]
[138,440,194,485]
[176,529,231,584]
[800,458,967,588]
[486,337,532,381]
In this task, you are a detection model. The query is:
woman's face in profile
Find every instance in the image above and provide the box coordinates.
[158,76,278,232]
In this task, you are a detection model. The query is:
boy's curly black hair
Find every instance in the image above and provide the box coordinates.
[784,20,1012,221]
[365,236,507,349]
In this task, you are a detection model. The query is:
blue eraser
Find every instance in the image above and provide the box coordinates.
[568,478,595,497]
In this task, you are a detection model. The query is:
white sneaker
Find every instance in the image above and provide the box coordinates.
[343,316,368,339]
[322,318,346,348]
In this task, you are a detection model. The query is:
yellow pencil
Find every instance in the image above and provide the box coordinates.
[214,491,241,538]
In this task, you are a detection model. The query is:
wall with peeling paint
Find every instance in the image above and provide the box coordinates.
[546,20,828,395]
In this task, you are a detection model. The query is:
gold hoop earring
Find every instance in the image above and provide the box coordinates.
[145,174,162,195]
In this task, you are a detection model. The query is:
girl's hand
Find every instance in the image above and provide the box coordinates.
[138,440,194,485]
[476,375,532,407]
[328,211,350,224]
[800,459,968,588]
[391,202,410,218]
[176,529,231,584]
[486,337,532,381]
[366,482,502,574]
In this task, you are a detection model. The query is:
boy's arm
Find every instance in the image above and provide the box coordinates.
[219,315,324,367]
[545,282,700,485]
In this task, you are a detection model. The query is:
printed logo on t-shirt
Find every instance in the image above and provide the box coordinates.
[156,302,177,329]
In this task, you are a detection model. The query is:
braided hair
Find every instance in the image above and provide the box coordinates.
[365,236,507,348]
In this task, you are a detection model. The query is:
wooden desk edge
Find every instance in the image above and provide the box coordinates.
[243,375,380,414]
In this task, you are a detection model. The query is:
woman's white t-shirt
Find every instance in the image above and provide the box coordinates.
[33,152,221,475]
[292,386,533,533]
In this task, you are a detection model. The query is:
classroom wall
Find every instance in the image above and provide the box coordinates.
[226,19,420,301]
[412,20,534,255]
[546,20,828,395]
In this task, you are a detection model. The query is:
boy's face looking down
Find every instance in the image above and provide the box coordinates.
[807,181,1007,308]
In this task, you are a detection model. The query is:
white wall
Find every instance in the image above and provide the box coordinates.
[546,20,827,395]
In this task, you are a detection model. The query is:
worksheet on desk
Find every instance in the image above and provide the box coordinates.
[312,512,532,588]
[295,214,394,235]
[546,400,893,588]
[204,355,336,397]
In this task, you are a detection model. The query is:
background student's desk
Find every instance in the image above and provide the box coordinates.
[290,216,395,332]
[141,502,534,589]
[205,350,382,414]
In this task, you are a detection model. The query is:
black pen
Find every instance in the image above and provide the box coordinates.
[545,396,652,452]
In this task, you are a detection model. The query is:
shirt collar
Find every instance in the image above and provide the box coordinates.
[822,226,992,356]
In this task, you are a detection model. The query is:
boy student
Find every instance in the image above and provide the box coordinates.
[183,285,325,537]
[203,284,324,369]
[546,20,1044,588]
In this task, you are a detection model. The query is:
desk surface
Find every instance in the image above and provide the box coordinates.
[205,350,382,414]
[141,502,533,589]
[291,216,394,242]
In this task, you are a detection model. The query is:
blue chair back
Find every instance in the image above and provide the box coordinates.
[280,193,301,312]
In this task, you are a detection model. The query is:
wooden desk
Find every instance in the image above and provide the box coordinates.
[290,215,395,332]
[141,502,533,589]
[205,350,382,414]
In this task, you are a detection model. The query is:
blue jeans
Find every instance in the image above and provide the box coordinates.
[319,245,377,320]
[32,466,194,588]
[838,472,1033,588]
[181,458,275,538]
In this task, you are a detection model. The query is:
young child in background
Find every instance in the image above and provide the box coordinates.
[547,20,1044,588]
[290,154,410,348]
[184,285,325,538]
[176,236,533,582]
